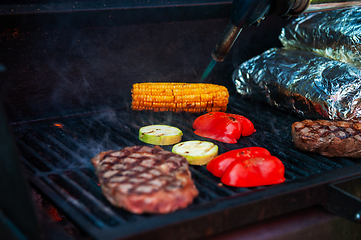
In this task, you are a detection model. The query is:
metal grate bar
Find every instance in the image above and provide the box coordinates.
[17,139,54,172]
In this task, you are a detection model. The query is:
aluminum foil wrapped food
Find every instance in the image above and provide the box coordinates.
[279,7,361,68]
[232,48,361,120]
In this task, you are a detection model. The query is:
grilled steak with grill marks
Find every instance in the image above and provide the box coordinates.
[91,145,199,214]
[291,119,361,157]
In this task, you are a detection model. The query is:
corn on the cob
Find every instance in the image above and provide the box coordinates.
[131,82,229,113]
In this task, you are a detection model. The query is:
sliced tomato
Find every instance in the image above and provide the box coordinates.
[192,112,255,143]
[206,147,271,177]
[220,156,286,187]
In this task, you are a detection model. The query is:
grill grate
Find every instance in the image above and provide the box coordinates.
[12,94,361,240]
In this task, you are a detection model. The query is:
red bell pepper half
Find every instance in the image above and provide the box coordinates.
[207,147,285,187]
[206,147,271,177]
[192,112,255,144]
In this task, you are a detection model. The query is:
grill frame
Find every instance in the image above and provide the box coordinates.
[2,1,361,239]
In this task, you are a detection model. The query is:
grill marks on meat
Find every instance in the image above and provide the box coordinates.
[91,145,199,214]
[292,119,361,157]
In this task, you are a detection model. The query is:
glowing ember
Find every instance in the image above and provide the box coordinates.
[47,206,63,222]
[52,123,65,129]
[51,123,77,139]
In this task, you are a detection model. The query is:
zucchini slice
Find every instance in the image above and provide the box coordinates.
[139,125,183,145]
[172,140,218,165]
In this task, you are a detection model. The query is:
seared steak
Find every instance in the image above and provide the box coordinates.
[91,145,199,214]
[291,119,361,157]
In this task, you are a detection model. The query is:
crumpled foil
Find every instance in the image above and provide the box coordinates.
[279,7,361,68]
[232,48,361,120]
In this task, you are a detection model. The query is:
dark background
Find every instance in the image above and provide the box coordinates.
[0,1,289,123]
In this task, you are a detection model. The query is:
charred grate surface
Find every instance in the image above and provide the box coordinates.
[11,95,361,240]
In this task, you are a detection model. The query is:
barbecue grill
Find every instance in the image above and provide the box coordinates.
[2,1,361,239]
